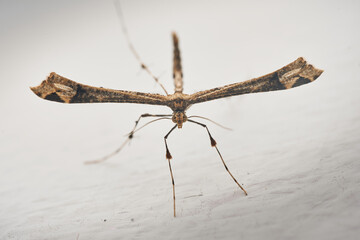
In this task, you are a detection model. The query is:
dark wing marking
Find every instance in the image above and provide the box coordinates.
[30,72,169,105]
[189,57,323,104]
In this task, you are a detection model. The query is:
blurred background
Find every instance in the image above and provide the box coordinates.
[0,0,359,239]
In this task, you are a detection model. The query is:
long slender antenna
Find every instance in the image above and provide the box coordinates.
[188,115,233,131]
[113,0,169,95]
[129,117,172,136]
[126,113,172,138]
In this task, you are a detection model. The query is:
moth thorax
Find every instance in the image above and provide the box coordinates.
[172,112,187,128]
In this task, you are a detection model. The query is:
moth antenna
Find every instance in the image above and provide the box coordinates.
[188,115,233,131]
[123,114,172,137]
[131,117,172,135]
[113,0,169,95]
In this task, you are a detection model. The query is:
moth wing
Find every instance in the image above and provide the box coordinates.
[189,57,323,104]
[31,72,169,106]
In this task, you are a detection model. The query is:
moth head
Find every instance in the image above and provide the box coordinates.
[172,111,187,128]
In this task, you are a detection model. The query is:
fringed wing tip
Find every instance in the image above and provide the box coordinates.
[297,57,324,81]
[30,72,55,98]
[278,57,323,89]
[309,65,324,81]
[30,72,75,103]
[30,85,41,98]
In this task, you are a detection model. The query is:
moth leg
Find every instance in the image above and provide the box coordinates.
[127,113,172,139]
[84,113,171,165]
[84,137,131,165]
[113,1,169,95]
[164,124,178,217]
[188,119,248,196]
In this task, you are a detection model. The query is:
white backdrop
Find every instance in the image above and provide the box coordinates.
[1,0,359,239]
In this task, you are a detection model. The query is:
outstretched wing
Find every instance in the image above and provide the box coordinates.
[31,72,169,105]
[189,57,323,104]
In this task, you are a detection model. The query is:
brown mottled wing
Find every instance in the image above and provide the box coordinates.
[31,72,168,105]
[189,57,323,104]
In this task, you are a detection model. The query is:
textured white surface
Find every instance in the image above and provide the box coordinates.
[1,1,359,239]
